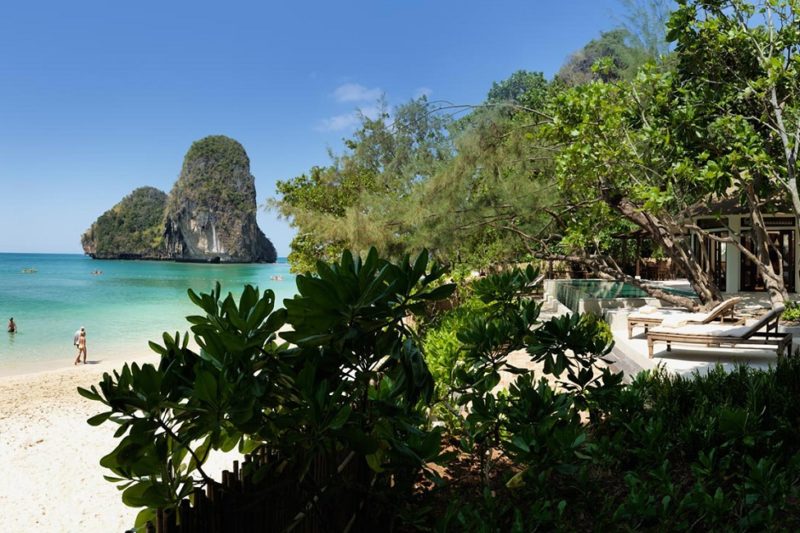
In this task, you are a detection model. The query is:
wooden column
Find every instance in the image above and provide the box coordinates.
[635,236,642,278]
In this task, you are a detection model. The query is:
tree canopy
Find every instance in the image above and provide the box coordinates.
[271,0,800,307]
[272,98,453,272]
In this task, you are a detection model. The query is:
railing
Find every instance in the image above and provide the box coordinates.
[146,448,369,533]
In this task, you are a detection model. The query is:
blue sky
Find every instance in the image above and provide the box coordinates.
[0,0,628,256]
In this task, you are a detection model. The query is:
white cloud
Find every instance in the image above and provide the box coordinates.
[414,87,433,99]
[315,105,383,132]
[333,83,382,103]
[316,112,360,132]
[316,81,384,132]
[359,105,381,121]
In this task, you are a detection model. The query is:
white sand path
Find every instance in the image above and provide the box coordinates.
[0,356,237,532]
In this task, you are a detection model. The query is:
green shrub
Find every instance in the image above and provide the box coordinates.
[433,360,800,531]
[417,263,800,531]
[783,300,800,322]
[423,297,487,394]
[80,248,456,529]
[422,266,545,433]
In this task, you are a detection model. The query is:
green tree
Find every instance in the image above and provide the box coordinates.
[271,98,453,272]
[522,1,800,307]
[487,70,549,109]
[556,28,651,86]
[544,69,726,308]
[402,70,559,270]
[663,0,800,304]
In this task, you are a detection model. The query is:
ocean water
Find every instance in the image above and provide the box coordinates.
[0,253,296,374]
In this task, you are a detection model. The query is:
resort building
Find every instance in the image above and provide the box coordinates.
[693,212,797,294]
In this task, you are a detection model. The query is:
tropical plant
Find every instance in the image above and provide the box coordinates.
[79,248,455,529]
[783,300,800,322]
[430,336,800,531]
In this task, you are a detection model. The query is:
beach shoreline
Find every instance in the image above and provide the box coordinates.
[0,344,157,379]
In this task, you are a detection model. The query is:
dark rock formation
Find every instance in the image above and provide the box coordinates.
[82,136,277,263]
[81,187,168,259]
[163,136,276,262]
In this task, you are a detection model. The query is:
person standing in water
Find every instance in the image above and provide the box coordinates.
[7,318,16,333]
[74,327,87,364]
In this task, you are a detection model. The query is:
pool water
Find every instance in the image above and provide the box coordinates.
[555,280,696,313]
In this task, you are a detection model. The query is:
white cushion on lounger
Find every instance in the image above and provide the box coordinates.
[636,305,658,314]
[632,298,740,324]
[629,309,696,320]
[649,323,752,337]
[659,313,712,328]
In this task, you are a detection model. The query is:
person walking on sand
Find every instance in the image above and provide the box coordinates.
[7,318,16,333]
[73,326,84,347]
[74,329,87,365]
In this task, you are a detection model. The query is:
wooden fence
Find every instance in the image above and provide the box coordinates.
[146,448,371,533]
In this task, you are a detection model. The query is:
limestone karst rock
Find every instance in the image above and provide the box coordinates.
[82,136,277,263]
[163,136,276,262]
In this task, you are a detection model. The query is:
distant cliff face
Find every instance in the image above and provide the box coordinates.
[81,135,277,263]
[81,187,168,259]
[163,136,277,263]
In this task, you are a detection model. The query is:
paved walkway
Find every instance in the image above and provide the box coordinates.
[609,319,796,378]
[519,291,796,384]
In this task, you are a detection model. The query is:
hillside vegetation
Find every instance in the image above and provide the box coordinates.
[81,186,167,259]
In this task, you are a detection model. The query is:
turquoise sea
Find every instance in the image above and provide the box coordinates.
[0,253,296,375]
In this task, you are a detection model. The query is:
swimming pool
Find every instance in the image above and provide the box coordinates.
[554,280,696,314]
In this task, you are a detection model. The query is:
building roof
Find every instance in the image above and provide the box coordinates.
[685,196,790,218]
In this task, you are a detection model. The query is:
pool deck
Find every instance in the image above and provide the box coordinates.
[542,280,799,379]
[610,322,792,378]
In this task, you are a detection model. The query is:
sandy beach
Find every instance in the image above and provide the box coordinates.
[0,356,237,532]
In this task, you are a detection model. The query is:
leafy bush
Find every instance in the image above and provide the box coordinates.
[422,297,487,395]
[422,266,545,431]
[470,264,541,312]
[431,357,800,531]
[783,300,800,322]
[80,248,455,529]
[416,267,800,531]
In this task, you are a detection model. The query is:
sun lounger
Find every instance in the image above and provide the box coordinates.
[627,297,743,339]
[646,305,791,358]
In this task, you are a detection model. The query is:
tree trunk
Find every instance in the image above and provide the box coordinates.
[604,192,722,307]
[745,184,789,308]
